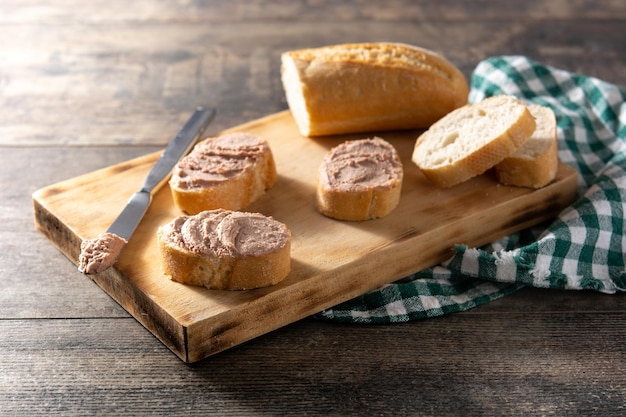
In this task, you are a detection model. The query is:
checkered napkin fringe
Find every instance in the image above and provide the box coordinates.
[316,55,626,324]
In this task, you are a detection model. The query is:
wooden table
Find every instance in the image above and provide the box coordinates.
[2,1,625,415]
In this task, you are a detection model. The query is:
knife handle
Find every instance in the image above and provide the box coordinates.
[141,106,216,194]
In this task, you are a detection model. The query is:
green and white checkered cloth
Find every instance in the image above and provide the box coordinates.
[316,55,626,324]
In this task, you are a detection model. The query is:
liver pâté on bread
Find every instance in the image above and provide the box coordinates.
[316,137,404,221]
[158,209,291,290]
[169,132,277,214]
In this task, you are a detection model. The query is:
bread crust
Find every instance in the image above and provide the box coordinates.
[158,210,291,290]
[316,184,402,221]
[281,42,469,136]
[412,95,537,188]
[495,105,558,188]
[169,133,277,214]
[159,235,291,290]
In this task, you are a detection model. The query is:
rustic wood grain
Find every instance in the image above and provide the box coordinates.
[1,311,625,416]
[2,0,626,23]
[2,0,626,414]
[1,2,624,147]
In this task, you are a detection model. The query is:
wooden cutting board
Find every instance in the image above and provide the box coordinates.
[33,110,579,362]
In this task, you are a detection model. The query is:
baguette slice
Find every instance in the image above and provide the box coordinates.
[169,132,277,214]
[158,209,291,290]
[281,42,469,137]
[316,137,403,221]
[494,104,558,188]
[411,95,537,188]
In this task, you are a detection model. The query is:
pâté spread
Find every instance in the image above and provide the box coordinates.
[319,137,403,191]
[159,209,291,258]
[78,232,127,274]
[169,132,271,190]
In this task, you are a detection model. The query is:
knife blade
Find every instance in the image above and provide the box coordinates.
[78,106,216,274]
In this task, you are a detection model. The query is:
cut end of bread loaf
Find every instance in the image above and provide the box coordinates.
[412,95,537,188]
[281,56,312,136]
[495,104,558,188]
[281,42,469,136]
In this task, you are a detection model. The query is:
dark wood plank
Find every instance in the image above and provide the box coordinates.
[2,0,626,23]
[1,15,624,146]
[1,312,625,416]
[0,147,157,319]
[475,286,626,314]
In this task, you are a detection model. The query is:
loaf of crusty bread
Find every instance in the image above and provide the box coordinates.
[281,42,469,137]
[494,104,558,188]
[316,137,403,221]
[169,132,277,215]
[158,209,291,290]
[411,95,537,188]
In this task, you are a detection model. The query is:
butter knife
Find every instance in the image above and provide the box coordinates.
[78,106,216,274]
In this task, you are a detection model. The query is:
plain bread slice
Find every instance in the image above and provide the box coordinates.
[494,104,558,188]
[411,95,537,188]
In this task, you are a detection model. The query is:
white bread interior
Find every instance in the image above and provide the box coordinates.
[411,95,537,188]
[494,104,558,188]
